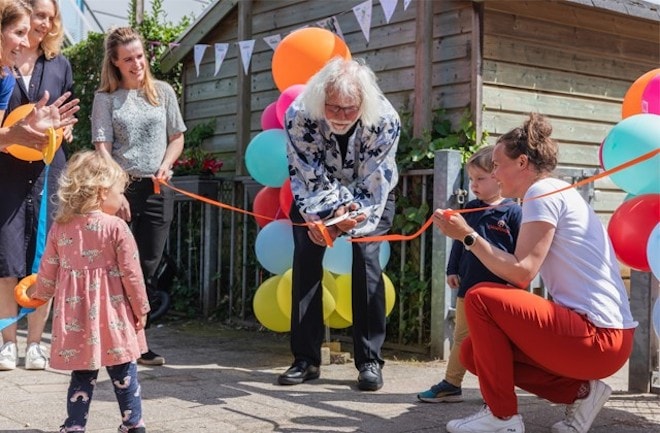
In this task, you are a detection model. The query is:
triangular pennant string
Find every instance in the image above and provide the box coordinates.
[263,34,282,51]
[403,0,412,11]
[237,40,256,75]
[214,43,229,76]
[380,0,397,23]
[353,0,373,43]
[316,16,345,39]
[194,44,209,77]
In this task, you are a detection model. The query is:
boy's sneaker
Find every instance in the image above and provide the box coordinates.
[25,343,48,370]
[417,379,463,403]
[137,349,165,366]
[0,341,17,370]
[551,380,612,433]
[447,405,524,433]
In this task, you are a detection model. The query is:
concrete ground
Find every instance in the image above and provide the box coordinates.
[0,320,658,433]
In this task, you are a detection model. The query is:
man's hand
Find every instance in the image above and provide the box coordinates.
[333,203,365,233]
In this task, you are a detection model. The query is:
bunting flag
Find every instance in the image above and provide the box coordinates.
[316,16,344,39]
[381,0,397,23]
[194,44,209,77]
[173,0,413,78]
[353,0,373,43]
[214,43,229,76]
[263,34,282,51]
[238,40,256,75]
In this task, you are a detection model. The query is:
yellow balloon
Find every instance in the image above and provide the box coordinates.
[383,273,396,316]
[331,272,396,322]
[253,275,290,332]
[276,268,337,321]
[326,310,352,329]
[332,273,353,323]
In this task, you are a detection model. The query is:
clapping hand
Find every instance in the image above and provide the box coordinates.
[8,91,80,150]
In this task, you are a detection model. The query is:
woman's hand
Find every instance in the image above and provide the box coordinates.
[29,91,80,132]
[433,209,472,241]
[447,274,460,289]
[116,194,132,222]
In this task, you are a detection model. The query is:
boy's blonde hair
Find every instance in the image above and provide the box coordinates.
[55,150,128,223]
[467,145,495,173]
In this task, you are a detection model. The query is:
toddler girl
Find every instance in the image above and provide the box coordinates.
[30,150,150,433]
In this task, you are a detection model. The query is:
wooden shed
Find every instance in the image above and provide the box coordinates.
[162,0,659,223]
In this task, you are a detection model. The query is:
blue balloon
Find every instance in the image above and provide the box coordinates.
[601,114,660,195]
[379,240,391,269]
[647,223,660,281]
[323,236,352,274]
[245,129,289,187]
[255,220,293,274]
[322,238,391,275]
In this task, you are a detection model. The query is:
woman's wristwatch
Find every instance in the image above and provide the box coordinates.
[463,231,479,251]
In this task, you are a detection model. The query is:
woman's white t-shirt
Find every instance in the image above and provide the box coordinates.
[522,178,637,329]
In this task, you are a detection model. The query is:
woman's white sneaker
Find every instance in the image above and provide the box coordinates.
[552,380,611,433]
[0,341,17,370]
[447,405,525,433]
[25,343,48,370]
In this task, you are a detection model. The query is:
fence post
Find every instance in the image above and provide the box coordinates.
[430,149,463,358]
[628,270,659,393]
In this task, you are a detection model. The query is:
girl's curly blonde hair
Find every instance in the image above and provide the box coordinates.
[55,150,128,223]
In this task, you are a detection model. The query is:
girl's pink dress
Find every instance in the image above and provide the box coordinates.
[34,211,150,370]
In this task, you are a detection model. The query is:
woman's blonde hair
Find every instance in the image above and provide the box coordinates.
[98,26,159,106]
[55,150,128,223]
[0,0,31,73]
[29,0,64,59]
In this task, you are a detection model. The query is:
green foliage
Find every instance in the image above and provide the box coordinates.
[63,0,190,155]
[173,122,222,176]
[63,32,105,154]
[384,107,487,346]
[397,109,487,171]
[129,0,191,96]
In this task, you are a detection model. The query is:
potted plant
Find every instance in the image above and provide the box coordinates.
[171,121,222,198]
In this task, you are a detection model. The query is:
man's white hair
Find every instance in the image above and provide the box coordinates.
[300,57,384,128]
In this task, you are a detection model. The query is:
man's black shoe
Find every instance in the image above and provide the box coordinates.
[277,361,320,385]
[357,361,383,391]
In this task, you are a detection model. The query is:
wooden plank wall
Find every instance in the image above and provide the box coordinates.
[480,0,659,223]
[178,0,476,174]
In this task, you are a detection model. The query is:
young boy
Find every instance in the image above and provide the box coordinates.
[418,145,522,403]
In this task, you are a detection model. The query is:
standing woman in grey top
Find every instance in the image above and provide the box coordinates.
[91,26,186,366]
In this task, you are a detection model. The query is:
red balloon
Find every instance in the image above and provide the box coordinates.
[253,187,286,228]
[608,194,660,271]
[279,178,293,218]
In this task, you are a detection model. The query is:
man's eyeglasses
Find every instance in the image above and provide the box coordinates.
[325,104,360,116]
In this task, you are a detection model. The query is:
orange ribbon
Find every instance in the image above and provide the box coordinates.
[349,147,660,243]
[155,147,659,245]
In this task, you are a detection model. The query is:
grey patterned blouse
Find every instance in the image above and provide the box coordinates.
[285,95,400,237]
[91,80,186,177]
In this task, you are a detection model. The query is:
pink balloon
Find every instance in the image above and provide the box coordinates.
[276,84,306,127]
[260,101,282,130]
[641,76,660,115]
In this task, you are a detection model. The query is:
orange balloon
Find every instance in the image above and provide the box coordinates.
[14,274,46,308]
[3,103,63,162]
[271,27,351,92]
[622,68,660,119]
